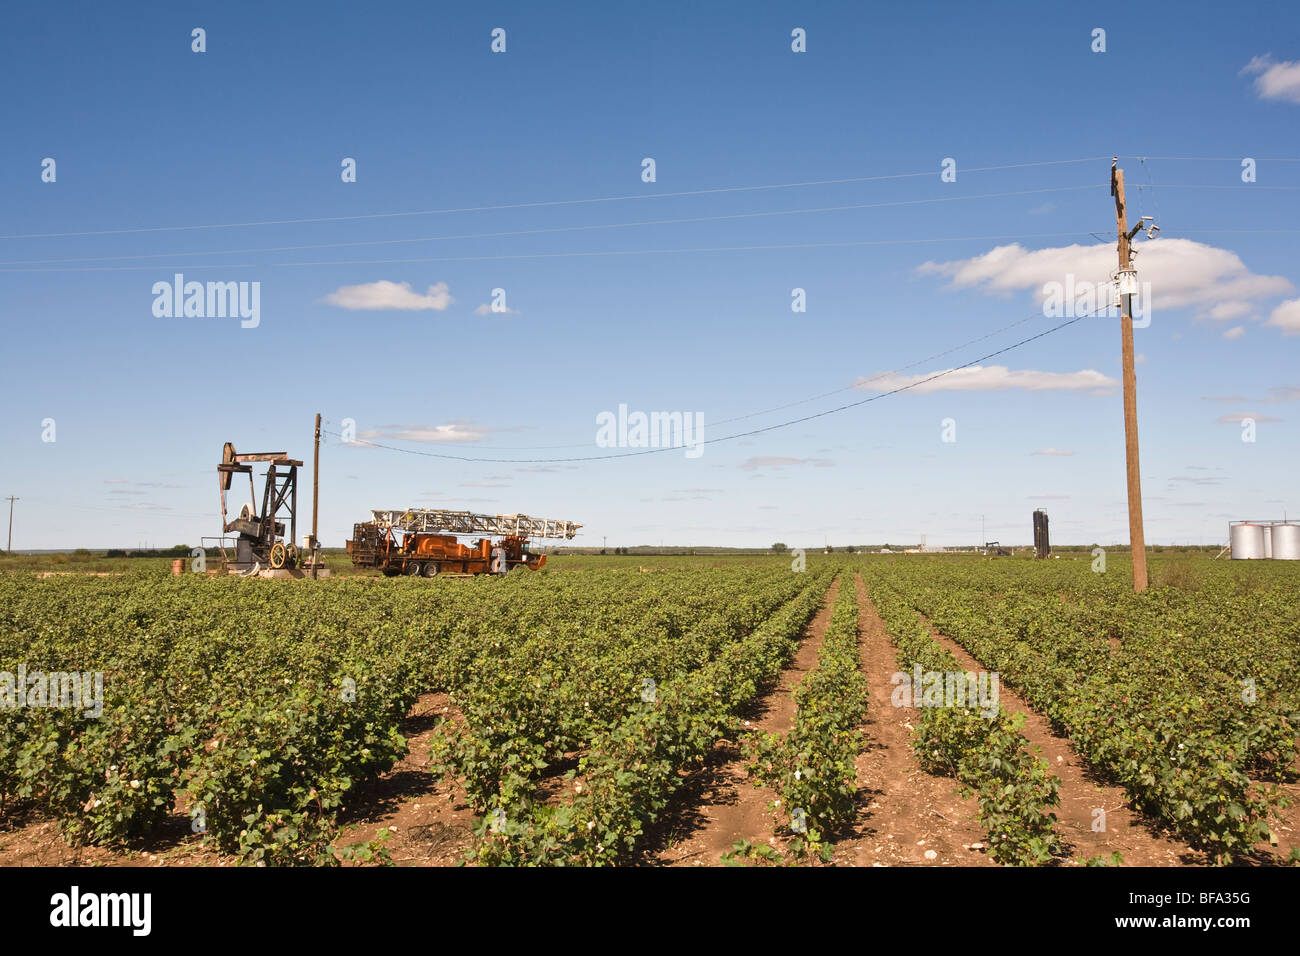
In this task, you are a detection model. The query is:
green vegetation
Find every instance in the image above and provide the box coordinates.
[860,554,1299,863]
[0,560,833,865]
[463,568,834,865]
[868,579,1063,865]
[1,550,1295,866]
[747,578,868,847]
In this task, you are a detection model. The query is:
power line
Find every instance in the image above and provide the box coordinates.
[211,198,1298,270]
[1119,155,1300,162]
[1173,227,1300,234]
[0,156,1111,242]
[5,193,1291,275]
[447,287,1115,450]
[1138,156,1163,230]
[1139,184,1300,190]
[16,494,212,522]
[323,306,1102,464]
[0,185,1103,267]
[0,231,1101,274]
[2,156,1288,246]
[6,183,1297,269]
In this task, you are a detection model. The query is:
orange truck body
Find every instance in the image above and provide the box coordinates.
[346,523,545,577]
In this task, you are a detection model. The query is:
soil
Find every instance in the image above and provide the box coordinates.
[651,576,842,866]
[0,801,228,867]
[914,613,1208,865]
[826,574,992,866]
[331,692,477,865]
[1272,782,1300,860]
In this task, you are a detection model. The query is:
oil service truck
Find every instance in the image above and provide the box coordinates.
[346,508,581,576]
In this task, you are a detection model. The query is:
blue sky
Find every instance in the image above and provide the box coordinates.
[2,0,1298,550]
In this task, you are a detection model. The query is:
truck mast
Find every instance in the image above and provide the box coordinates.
[346,508,582,577]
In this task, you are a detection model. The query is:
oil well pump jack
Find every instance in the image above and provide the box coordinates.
[202,422,578,580]
[347,508,582,577]
[212,442,303,572]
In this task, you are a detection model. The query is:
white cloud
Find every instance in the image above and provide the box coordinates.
[918,238,1292,323]
[1266,298,1300,335]
[1264,386,1300,403]
[1031,448,1074,456]
[1222,325,1246,340]
[1242,54,1300,103]
[323,280,453,311]
[359,421,487,443]
[738,457,833,471]
[1216,413,1282,423]
[1208,301,1251,321]
[1134,353,1147,364]
[474,303,521,316]
[856,365,1117,394]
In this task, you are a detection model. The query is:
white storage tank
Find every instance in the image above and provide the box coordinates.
[1263,524,1273,559]
[1230,522,1267,559]
[1272,523,1300,561]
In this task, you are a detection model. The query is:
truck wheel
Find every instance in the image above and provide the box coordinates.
[404,562,422,576]
[421,562,440,577]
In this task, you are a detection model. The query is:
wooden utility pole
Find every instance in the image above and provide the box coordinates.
[5,497,16,552]
[1111,159,1148,593]
[311,413,321,579]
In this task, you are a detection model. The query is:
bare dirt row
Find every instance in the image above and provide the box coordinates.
[914,614,1199,865]
[830,574,990,866]
[657,572,995,866]
[653,576,841,864]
